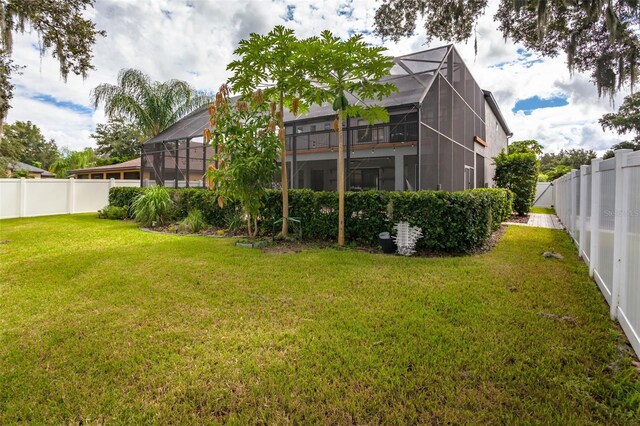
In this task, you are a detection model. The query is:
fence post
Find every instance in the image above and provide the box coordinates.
[68,178,75,214]
[19,177,26,217]
[589,158,602,278]
[610,149,632,320]
[579,165,588,259]
[109,178,115,189]
[570,170,579,242]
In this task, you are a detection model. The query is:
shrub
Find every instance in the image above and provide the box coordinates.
[97,205,128,220]
[131,186,173,227]
[109,187,145,216]
[470,188,514,231]
[493,151,538,216]
[260,188,510,252]
[109,186,512,252]
[178,209,206,233]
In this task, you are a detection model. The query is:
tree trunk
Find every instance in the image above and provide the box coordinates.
[247,216,252,239]
[279,93,289,238]
[253,215,258,239]
[338,109,345,247]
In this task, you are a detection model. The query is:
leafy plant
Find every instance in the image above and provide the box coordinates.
[223,206,245,234]
[205,85,281,239]
[227,25,313,238]
[493,151,538,216]
[305,31,397,246]
[131,185,172,227]
[10,168,30,178]
[178,209,206,233]
[97,205,128,220]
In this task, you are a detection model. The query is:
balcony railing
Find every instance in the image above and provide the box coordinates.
[286,122,418,152]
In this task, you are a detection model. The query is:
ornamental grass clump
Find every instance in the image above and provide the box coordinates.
[178,209,206,234]
[131,185,172,227]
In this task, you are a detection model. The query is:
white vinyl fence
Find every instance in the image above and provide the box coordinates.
[554,149,640,356]
[0,178,139,219]
[533,182,554,208]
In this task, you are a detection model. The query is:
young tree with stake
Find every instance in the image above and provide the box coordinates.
[306,31,397,246]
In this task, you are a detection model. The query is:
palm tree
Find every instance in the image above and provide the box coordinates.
[91,69,211,138]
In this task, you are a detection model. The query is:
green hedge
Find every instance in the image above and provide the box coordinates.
[470,188,514,231]
[109,187,513,252]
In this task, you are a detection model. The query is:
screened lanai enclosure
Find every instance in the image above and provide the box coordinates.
[140,44,511,191]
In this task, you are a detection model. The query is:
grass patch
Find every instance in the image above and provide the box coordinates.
[1,214,638,424]
[531,207,556,214]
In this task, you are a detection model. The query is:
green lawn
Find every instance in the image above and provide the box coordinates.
[531,207,557,214]
[1,215,638,424]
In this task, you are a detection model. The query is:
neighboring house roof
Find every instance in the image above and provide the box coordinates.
[8,161,56,177]
[68,158,141,175]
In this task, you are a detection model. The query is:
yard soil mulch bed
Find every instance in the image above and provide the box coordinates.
[506,214,531,224]
[262,225,508,257]
[139,221,509,257]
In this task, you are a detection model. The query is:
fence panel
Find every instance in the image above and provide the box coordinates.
[615,151,640,356]
[0,178,139,219]
[533,182,553,208]
[553,149,640,357]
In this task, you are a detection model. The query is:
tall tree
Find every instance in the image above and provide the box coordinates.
[508,139,544,155]
[49,147,97,178]
[91,118,144,162]
[600,92,640,154]
[227,25,312,238]
[374,0,639,99]
[0,120,58,168]
[0,0,105,135]
[602,141,640,159]
[91,69,211,139]
[306,31,397,246]
[539,148,597,176]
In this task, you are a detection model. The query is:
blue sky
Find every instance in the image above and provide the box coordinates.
[513,96,569,115]
[6,0,628,154]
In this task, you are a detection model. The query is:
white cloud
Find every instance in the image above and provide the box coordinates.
[5,0,629,155]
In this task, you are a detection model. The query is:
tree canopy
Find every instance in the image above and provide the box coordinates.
[91,69,211,139]
[0,120,58,169]
[0,0,104,131]
[374,0,639,99]
[49,147,98,178]
[91,118,144,163]
[600,91,640,145]
[508,139,544,155]
[538,148,597,180]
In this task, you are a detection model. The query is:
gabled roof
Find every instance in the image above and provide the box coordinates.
[68,158,141,174]
[483,90,513,137]
[143,44,513,143]
[9,161,56,177]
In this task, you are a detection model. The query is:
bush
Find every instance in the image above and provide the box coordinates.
[131,186,173,227]
[97,205,128,220]
[109,187,145,217]
[260,188,512,252]
[470,188,514,231]
[109,187,512,252]
[494,151,538,216]
[178,209,206,233]
[109,186,237,223]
